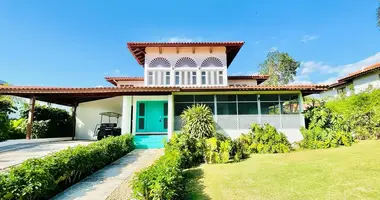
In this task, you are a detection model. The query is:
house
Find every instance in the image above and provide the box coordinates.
[0,41,328,146]
[320,62,380,98]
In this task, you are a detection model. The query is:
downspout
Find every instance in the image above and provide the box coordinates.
[130,95,133,134]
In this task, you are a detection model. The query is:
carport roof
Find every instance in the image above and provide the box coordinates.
[0,85,328,106]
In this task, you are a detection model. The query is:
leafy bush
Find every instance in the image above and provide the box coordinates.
[204,137,232,164]
[7,119,26,139]
[132,149,184,200]
[0,96,16,141]
[164,132,204,168]
[21,105,73,138]
[180,104,216,139]
[0,135,134,200]
[230,135,251,162]
[249,123,292,153]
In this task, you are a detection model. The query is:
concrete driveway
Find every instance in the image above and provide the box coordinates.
[0,140,93,171]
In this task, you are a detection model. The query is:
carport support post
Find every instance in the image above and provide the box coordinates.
[26,96,36,140]
[72,103,78,140]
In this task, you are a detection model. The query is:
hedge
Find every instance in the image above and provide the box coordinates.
[0,135,134,200]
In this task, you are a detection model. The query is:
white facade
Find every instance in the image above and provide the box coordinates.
[144,46,228,87]
[321,72,380,98]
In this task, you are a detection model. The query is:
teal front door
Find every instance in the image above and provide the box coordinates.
[136,101,168,132]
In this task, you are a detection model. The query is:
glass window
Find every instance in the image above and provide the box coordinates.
[217,103,237,115]
[213,71,218,85]
[202,71,206,85]
[138,118,144,129]
[281,100,300,114]
[216,95,236,102]
[238,94,257,101]
[199,103,215,114]
[174,95,194,103]
[280,94,299,101]
[261,102,280,114]
[181,71,186,85]
[175,72,180,85]
[165,72,170,85]
[218,71,223,84]
[148,72,153,85]
[208,71,212,85]
[238,102,258,114]
[192,71,197,85]
[138,103,145,116]
[174,103,193,116]
[164,118,168,129]
[195,95,214,102]
[163,103,168,116]
[260,94,279,101]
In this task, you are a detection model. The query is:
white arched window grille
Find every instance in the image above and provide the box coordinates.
[148,57,171,68]
[201,57,223,68]
[175,57,197,68]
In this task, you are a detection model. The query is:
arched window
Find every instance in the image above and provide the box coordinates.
[201,57,223,68]
[175,57,197,68]
[148,57,171,68]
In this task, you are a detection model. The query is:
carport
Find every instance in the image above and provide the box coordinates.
[0,86,178,140]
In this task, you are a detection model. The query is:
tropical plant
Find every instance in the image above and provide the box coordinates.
[180,104,216,139]
[259,50,300,85]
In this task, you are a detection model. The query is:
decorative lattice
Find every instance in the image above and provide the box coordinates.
[201,57,223,68]
[175,57,197,68]
[149,57,171,68]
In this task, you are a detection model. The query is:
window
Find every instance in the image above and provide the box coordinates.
[238,102,258,114]
[261,102,280,114]
[175,72,180,85]
[218,71,223,84]
[165,72,170,85]
[148,72,153,85]
[217,95,236,102]
[238,95,257,101]
[174,95,194,102]
[195,95,214,102]
[201,71,206,85]
[337,87,345,95]
[217,103,237,115]
[192,71,197,85]
[280,94,299,114]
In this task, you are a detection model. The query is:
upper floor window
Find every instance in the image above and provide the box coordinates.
[175,72,180,85]
[201,57,223,68]
[149,57,171,68]
[148,72,153,85]
[201,71,207,85]
[175,57,197,68]
[165,71,170,85]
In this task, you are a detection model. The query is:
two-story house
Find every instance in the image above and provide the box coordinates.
[0,41,328,147]
[320,62,380,98]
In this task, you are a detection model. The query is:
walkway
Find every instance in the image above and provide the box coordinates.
[0,140,92,171]
[53,149,164,200]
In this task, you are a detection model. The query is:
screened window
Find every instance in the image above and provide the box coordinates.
[192,71,197,85]
[174,95,194,103]
[238,95,257,101]
[216,95,236,102]
[217,103,237,115]
[148,72,153,85]
[218,71,223,84]
[280,94,299,114]
[195,95,214,102]
[174,103,192,116]
[260,94,279,101]
[238,102,258,114]
[261,102,280,114]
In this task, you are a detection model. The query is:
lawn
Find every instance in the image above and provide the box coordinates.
[185,140,380,200]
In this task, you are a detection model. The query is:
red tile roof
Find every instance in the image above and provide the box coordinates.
[329,62,380,88]
[127,41,244,67]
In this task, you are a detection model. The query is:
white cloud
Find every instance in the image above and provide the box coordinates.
[293,52,380,84]
[115,69,120,74]
[268,47,278,52]
[301,35,319,43]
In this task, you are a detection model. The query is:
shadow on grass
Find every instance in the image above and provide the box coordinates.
[183,167,211,200]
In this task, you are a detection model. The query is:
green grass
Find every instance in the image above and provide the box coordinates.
[185,140,380,200]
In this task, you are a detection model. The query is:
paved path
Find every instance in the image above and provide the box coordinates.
[0,140,92,171]
[53,149,164,200]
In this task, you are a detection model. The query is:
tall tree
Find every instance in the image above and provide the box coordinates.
[259,50,300,85]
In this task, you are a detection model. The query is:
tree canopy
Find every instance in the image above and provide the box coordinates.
[259,50,300,85]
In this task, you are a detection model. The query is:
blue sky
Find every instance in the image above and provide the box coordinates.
[1,0,379,87]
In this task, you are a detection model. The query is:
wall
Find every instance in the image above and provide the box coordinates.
[228,79,258,86]
[116,80,144,87]
[75,97,122,140]
[353,73,380,93]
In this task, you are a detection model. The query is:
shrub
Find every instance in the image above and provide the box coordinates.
[299,127,354,149]
[21,105,73,138]
[0,135,134,200]
[180,104,216,139]
[132,149,184,200]
[230,135,251,161]
[248,123,292,153]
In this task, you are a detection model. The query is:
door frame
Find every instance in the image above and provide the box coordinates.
[136,100,168,133]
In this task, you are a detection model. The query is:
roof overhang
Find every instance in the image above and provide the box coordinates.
[329,62,380,88]
[127,41,244,67]
[105,77,144,85]
[0,85,328,106]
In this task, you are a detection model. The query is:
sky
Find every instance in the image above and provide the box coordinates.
[1,0,380,87]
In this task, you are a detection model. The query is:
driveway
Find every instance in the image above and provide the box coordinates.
[0,140,93,171]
